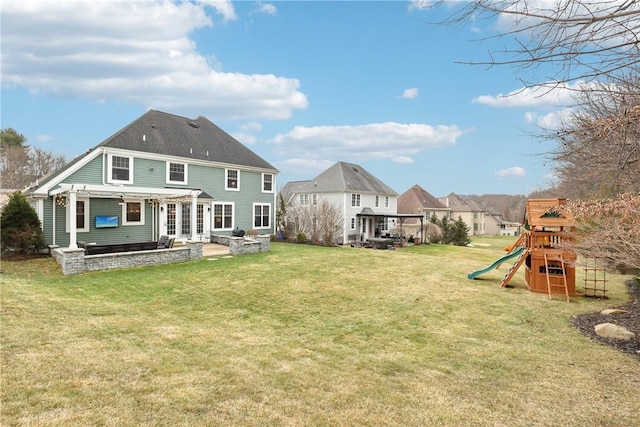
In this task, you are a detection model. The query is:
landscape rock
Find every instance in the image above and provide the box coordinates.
[594,323,635,340]
[601,308,628,315]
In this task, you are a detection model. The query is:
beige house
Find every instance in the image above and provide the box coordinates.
[397,184,450,239]
[439,193,486,236]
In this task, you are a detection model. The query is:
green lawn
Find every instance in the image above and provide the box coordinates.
[2,238,638,426]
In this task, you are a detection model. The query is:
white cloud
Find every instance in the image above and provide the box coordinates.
[270,122,467,162]
[240,122,263,132]
[275,158,335,176]
[401,87,419,99]
[473,82,583,108]
[407,0,437,11]
[254,2,277,16]
[392,156,415,164]
[494,166,526,178]
[231,132,257,145]
[198,0,237,21]
[34,134,55,143]
[1,1,307,121]
[525,108,574,130]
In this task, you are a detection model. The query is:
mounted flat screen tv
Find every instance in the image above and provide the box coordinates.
[95,215,118,228]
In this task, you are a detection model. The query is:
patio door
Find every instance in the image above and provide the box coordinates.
[166,203,177,237]
[163,202,210,240]
[181,203,191,237]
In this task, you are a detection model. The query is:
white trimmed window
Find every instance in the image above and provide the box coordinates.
[66,198,90,233]
[213,202,233,230]
[262,173,273,193]
[385,196,389,208]
[108,154,133,184]
[226,169,239,191]
[351,193,361,207]
[299,194,309,206]
[167,162,187,184]
[253,203,270,228]
[312,194,318,205]
[375,196,380,208]
[122,201,145,226]
[350,217,356,230]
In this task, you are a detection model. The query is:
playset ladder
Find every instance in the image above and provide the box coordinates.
[499,249,528,288]
[543,250,569,302]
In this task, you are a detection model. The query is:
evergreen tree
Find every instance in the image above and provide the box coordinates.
[439,217,453,244]
[0,192,45,254]
[276,193,287,240]
[0,128,28,151]
[451,216,471,246]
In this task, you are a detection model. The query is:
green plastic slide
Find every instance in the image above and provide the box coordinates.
[467,246,526,280]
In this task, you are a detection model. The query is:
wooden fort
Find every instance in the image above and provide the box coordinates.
[499,198,577,301]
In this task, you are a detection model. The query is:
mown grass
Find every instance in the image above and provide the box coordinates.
[1,237,639,426]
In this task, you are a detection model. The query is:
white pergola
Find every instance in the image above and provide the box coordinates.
[50,183,203,249]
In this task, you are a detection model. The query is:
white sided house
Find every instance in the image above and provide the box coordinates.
[282,162,399,245]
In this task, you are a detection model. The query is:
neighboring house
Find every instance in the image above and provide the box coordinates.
[397,184,451,238]
[484,205,504,235]
[281,161,398,244]
[439,193,486,236]
[24,110,278,249]
[499,220,523,236]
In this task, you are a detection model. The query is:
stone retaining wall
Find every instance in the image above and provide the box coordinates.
[211,234,270,255]
[51,241,203,275]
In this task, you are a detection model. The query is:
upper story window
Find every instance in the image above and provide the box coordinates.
[262,173,273,193]
[226,169,239,191]
[351,193,361,207]
[299,194,309,206]
[167,162,187,184]
[375,196,380,208]
[108,154,133,184]
[312,194,318,205]
[384,196,389,208]
[122,201,145,226]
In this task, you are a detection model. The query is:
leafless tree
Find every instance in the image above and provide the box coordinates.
[315,200,344,246]
[0,146,66,189]
[569,194,640,271]
[543,74,640,199]
[427,0,640,88]
[285,203,312,241]
[284,199,343,246]
[0,145,30,189]
[426,1,640,270]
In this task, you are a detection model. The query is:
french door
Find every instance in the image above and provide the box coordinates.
[164,202,208,239]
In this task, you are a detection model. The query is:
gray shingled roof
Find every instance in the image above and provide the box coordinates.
[294,161,397,195]
[445,193,485,212]
[99,110,276,170]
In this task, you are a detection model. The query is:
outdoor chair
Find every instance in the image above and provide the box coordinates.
[157,235,168,249]
[165,237,175,249]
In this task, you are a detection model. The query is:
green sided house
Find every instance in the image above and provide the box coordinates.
[25,110,278,251]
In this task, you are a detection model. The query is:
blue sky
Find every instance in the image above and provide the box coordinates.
[1,0,578,196]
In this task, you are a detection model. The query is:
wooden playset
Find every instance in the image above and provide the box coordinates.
[470,198,578,301]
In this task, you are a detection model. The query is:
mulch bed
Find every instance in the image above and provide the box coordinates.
[571,279,640,359]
